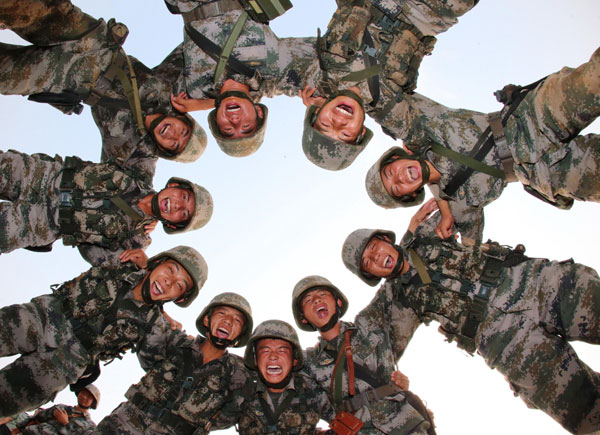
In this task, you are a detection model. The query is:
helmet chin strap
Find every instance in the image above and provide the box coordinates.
[259,369,293,391]
[386,244,406,280]
[214,90,259,122]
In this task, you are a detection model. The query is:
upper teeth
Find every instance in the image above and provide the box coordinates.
[155,282,163,295]
[336,105,352,115]
[166,198,170,213]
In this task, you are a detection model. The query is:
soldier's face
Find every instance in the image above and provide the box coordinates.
[381,158,422,198]
[157,184,195,225]
[205,306,246,342]
[256,338,296,389]
[314,94,366,144]
[77,389,95,408]
[148,259,193,302]
[153,116,191,154]
[361,237,404,277]
[215,97,263,138]
[300,289,341,329]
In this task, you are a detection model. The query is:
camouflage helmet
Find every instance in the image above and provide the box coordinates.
[196,292,253,347]
[302,105,373,171]
[162,177,214,235]
[80,384,101,409]
[342,229,396,287]
[366,146,426,208]
[207,104,269,157]
[160,114,207,163]
[291,275,348,331]
[244,319,303,371]
[148,245,208,307]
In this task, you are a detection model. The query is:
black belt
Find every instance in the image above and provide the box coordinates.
[130,393,196,434]
[342,384,402,412]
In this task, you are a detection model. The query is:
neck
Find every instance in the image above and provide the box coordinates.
[426,161,441,183]
[132,279,144,302]
[144,113,159,131]
[138,194,154,216]
[220,79,250,95]
[74,405,89,414]
[319,322,341,341]
[200,338,227,363]
[268,386,285,394]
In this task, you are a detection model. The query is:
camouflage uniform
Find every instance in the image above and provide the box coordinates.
[228,371,333,435]
[15,405,95,434]
[377,47,600,242]
[302,285,432,434]
[0,149,154,266]
[389,213,600,434]
[95,333,248,435]
[0,264,169,418]
[164,0,316,100]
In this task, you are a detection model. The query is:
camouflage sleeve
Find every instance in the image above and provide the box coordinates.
[211,357,251,430]
[18,407,55,427]
[354,284,393,333]
[303,373,336,422]
[388,284,422,360]
[136,319,189,371]
[77,234,151,267]
[164,0,217,14]
[447,198,484,243]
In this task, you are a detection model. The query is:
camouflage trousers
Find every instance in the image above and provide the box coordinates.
[506,46,600,206]
[0,295,90,418]
[0,15,115,98]
[0,0,97,45]
[0,149,63,253]
[477,259,600,434]
[96,400,200,435]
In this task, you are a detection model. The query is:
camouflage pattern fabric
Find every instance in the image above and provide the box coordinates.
[164,1,316,100]
[17,404,96,434]
[228,371,335,435]
[392,213,600,434]
[96,333,248,434]
[302,286,431,434]
[0,265,167,417]
[0,149,154,266]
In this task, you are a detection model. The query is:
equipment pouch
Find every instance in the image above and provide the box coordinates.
[238,0,292,24]
[329,411,364,435]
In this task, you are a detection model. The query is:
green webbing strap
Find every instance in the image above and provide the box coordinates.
[115,50,146,135]
[214,11,249,84]
[340,64,383,83]
[109,196,144,223]
[429,142,506,180]
[408,249,431,284]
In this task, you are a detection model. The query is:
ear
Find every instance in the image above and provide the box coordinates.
[255,104,264,120]
[382,235,392,243]
[301,318,308,325]
[203,314,209,328]
[292,358,299,368]
[336,298,343,308]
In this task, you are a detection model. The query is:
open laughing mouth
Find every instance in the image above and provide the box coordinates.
[384,255,395,269]
[315,304,329,319]
[406,166,420,182]
[266,365,283,376]
[215,326,230,339]
[151,281,164,297]
[335,103,354,116]
[225,102,241,113]
[160,198,171,214]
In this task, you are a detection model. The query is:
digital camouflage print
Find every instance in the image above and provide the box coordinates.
[369,47,600,242]
[301,284,432,434]
[382,213,600,434]
[0,149,154,266]
[96,333,249,435]
[16,404,96,434]
[0,264,168,418]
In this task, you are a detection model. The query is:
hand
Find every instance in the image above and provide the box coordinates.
[391,370,410,390]
[407,198,438,233]
[171,92,214,112]
[162,310,183,331]
[53,408,69,426]
[144,220,158,235]
[299,85,326,108]
[119,248,148,268]
[0,417,13,425]
[435,199,455,239]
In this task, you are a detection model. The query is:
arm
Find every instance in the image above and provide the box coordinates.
[77,233,151,267]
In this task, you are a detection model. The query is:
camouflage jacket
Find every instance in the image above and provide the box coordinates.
[129,333,248,434]
[54,156,155,267]
[221,370,334,434]
[303,287,426,434]
[395,212,546,353]
[17,405,95,435]
[53,264,168,362]
[92,51,181,182]
[164,1,315,100]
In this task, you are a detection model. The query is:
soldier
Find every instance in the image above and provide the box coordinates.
[292,275,435,434]
[0,149,213,266]
[366,46,600,242]
[95,292,253,434]
[0,0,207,180]
[0,245,207,418]
[300,0,478,170]
[218,319,335,433]
[163,0,315,157]
[341,201,600,434]
[12,384,100,434]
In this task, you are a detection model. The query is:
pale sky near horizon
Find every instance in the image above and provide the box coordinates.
[1,1,599,434]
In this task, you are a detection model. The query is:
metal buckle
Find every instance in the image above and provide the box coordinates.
[147,404,165,419]
[60,191,73,207]
[182,376,194,389]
